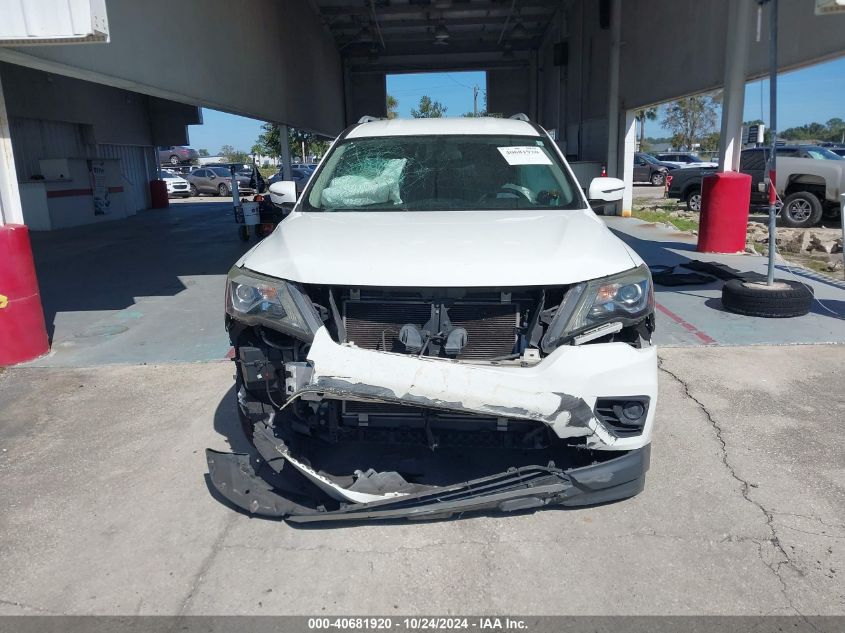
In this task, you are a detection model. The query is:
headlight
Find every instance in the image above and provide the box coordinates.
[542,264,653,350]
[225,267,321,340]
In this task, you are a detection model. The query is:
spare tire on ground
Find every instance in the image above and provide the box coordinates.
[721,278,813,318]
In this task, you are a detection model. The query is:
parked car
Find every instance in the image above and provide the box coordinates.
[268,166,312,192]
[160,169,191,198]
[656,152,717,168]
[206,116,657,522]
[666,146,845,227]
[159,146,199,166]
[185,166,256,197]
[634,152,672,186]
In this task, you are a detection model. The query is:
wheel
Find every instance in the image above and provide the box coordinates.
[169,155,180,166]
[780,191,823,228]
[722,279,813,318]
[650,171,666,186]
[218,183,230,197]
[238,225,250,242]
[189,184,198,197]
[685,188,702,212]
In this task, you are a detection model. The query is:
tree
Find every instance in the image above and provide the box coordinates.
[661,95,719,150]
[220,144,249,164]
[255,123,281,159]
[635,108,658,150]
[411,95,446,118]
[387,95,399,119]
[699,132,721,153]
[197,148,210,157]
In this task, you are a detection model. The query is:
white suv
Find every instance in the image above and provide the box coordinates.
[207,116,657,522]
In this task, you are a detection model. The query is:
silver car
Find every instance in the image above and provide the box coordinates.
[185,167,255,197]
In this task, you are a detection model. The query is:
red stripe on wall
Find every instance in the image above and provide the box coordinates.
[45,186,124,199]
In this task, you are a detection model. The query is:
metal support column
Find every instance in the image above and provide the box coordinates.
[718,0,754,172]
[605,0,622,178]
[0,73,23,226]
[620,110,637,218]
[279,124,292,182]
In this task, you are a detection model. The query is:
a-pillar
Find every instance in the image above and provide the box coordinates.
[718,0,755,171]
[0,72,49,364]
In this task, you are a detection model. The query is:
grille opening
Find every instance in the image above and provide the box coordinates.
[343,299,519,360]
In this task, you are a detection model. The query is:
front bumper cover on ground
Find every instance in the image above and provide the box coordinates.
[206,438,650,523]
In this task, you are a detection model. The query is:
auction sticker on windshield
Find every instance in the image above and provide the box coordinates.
[497,146,552,166]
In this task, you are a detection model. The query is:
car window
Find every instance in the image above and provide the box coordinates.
[209,167,230,176]
[776,148,800,157]
[804,147,843,160]
[685,154,706,163]
[193,169,207,177]
[304,134,583,212]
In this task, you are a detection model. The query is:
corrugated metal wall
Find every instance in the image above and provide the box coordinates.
[98,144,150,213]
[9,117,86,180]
[10,116,151,214]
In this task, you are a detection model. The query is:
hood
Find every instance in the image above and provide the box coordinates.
[238,209,639,287]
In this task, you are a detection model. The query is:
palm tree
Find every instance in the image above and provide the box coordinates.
[387,95,399,119]
[636,108,658,150]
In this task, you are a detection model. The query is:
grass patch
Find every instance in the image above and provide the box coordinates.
[632,207,699,233]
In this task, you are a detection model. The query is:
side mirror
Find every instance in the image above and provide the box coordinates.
[209,174,216,180]
[269,181,297,204]
[588,177,625,202]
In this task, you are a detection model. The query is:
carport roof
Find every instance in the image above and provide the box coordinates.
[313,0,560,61]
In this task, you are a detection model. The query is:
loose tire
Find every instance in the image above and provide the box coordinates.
[169,155,180,166]
[218,183,230,197]
[722,278,813,318]
[780,191,822,228]
[189,184,198,197]
[650,171,666,187]
[685,188,702,212]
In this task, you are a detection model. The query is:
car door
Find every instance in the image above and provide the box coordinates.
[195,169,212,193]
[633,155,649,182]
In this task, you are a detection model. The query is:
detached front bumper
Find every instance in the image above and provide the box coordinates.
[206,440,650,523]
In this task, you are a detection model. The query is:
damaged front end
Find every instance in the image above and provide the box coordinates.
[208,266,657,522]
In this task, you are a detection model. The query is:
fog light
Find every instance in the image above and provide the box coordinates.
[622,401,645,421]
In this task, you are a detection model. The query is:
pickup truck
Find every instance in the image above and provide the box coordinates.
[666,145,845,228]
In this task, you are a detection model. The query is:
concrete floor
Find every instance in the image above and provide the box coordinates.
[0,345,842,615]
[21,199,845,368]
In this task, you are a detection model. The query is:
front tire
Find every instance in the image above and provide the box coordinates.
[218,183,230,197]
[780,191,822,228]
[650,171,666,187]
[189,184,198,197]
[685,188,702,212]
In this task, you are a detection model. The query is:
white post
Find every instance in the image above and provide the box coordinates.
[0,73,24,226]
[279,124,292,181]
[620,110,637,218]
[718,0,754,172]
[605,0,622,178]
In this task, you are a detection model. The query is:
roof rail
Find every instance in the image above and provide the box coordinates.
[509,113,530,122]
[358,115,381,123]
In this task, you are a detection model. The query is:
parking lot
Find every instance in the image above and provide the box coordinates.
[1,201,843,616]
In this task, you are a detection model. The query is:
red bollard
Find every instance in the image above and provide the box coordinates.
[0,224,50,365]
[697,172,752,253]
[150,179,169,209]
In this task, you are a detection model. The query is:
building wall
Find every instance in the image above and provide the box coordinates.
[1,63,192,228]
[0,0,346,136]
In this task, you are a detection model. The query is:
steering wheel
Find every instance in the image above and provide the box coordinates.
[480,186,532,203]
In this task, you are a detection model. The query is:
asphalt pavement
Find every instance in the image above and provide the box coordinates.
[0,345,842,615]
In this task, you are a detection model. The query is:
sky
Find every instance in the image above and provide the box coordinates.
[186,60,844,153]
